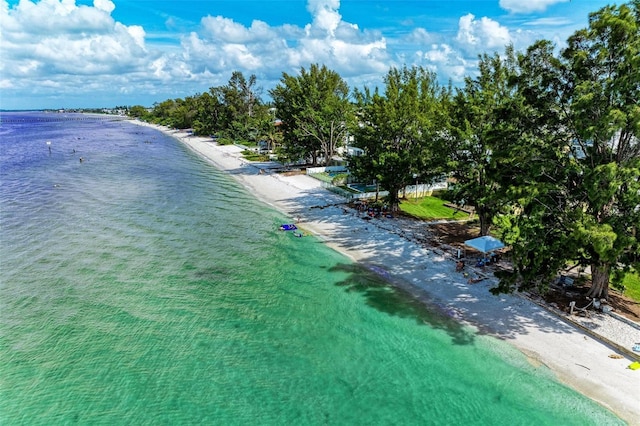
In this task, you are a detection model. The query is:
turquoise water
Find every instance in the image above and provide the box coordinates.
[0,113,623,425]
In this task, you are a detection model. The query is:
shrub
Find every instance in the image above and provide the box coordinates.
[331,173,349,186]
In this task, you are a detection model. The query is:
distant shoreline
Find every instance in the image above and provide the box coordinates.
[131,119,640,425]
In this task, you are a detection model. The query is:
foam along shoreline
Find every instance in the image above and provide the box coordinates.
[135,121,640,425]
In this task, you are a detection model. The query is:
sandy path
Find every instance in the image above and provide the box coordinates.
[137,122,640,425]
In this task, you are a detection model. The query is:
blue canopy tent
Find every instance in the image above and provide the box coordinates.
[464,235,505,254]
[463,235,505,266]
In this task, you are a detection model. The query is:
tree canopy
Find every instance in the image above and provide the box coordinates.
[349,66,445,209]
[270,64,353,166]
[494,1,640,298]
[445,49,520,236]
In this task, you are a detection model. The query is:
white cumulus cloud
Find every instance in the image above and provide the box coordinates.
[404,14,520,84]
[1,0,147,79]
[306,0,342,37]
[181,0,388,80]
[201,16,266,44]
[93,0,114,13]
[456,14,511,52]
[418,44,469,83]
[0,0,154,108]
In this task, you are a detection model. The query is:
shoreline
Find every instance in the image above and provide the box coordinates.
[135,121,640,425]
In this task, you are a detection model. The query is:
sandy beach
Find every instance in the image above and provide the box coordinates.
[137,121,640,424]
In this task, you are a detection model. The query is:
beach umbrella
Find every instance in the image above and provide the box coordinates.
[464,235,504,253]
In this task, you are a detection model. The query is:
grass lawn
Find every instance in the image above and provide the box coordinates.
[399,196,471,220]
[621,272,640,302]
[240,150,270,162]
[311,172,334,184]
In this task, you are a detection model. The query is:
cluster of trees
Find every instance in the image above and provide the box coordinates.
[130,65,354,166]
[131,2,638,299]
[129,72,276,147]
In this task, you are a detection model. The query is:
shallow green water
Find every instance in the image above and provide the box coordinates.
[0,113,623,425]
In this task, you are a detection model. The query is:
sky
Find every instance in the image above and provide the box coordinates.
[1,0,614,110]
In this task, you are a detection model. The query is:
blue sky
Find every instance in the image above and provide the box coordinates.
[1,0,613,110]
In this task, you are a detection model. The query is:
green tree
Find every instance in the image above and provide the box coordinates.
[270,64,353,165]
[146,96,199,129]
[254,106,282,152]
[562,1,640,298]
[128,105,149,119]
[349,66,443,210]
[217,71,263,142]
[495,2,640,298]
[149,99,177,125]
[445,50,520,236]
[491,40,576,294]
[192,91,225,136]
[169,96,198,129]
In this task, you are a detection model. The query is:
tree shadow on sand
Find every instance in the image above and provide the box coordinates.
[329,262,476,346]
